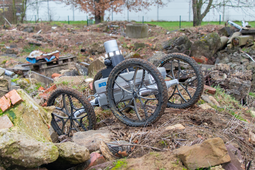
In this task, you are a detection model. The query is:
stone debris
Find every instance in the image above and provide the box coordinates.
[249,131,255,145]
[99,141,116,161]
[72,130,112,152]
[165,124,185,131]
[55,142,90,164]
[175,138,231,170]
[199,103,213,110]
[84,152,106,170]
[223,144,243,170]
[204,85,216,95]
[0,128,59,169]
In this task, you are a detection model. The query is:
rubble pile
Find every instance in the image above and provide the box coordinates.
[0,21,255,169]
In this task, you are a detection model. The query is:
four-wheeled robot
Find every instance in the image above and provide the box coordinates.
[47,40,204,136]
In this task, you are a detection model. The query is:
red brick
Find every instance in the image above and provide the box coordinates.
[44,84,57,94]
[0,115,14,129]
[39,93,49,100]
[0,96,11,112]
[89,82,93,91]
[84,152,106,170]
[38,86,45,91]
[5,89,23,105]
[204,85,216,95]
[191,56,208,64]
[51,73,62,79]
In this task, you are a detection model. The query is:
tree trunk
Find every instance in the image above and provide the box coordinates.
[94,0,101,24]
[20,0,27,23]
[192,0,213,26]
[95,14,101,24]
[12,0,17,24]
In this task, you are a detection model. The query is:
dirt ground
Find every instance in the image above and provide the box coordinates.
[0,22,223,69]
[94,105,255,169]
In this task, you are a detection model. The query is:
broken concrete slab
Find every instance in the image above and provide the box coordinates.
[25,71,54,87]
[232,35,254,46]
[126,24,148,38]
[0,115,14,130]
[0,68,4,76]
[0,78,9,98]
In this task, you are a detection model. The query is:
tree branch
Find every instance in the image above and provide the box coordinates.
[201,0,213,19]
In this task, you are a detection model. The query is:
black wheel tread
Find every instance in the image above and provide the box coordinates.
[154,53,204,109]
[47,87,96,135]
[107,58,168,127]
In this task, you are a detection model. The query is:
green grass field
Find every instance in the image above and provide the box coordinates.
[29,20,255,31]
[139,21,255,31]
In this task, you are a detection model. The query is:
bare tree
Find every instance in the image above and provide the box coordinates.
[192,0,213,26]
[192,0,255,26]
[62,0,171,24]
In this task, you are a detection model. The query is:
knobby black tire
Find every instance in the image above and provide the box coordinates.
[155,53,204,109]
[107,58,168,127]
[47,87,96,135]
[92,68,105,94]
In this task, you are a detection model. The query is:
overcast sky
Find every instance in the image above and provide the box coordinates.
[26,0,255,22]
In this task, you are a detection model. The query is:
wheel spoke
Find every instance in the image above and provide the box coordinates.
[138,97,148,118]
[133,98,142,121]
[170,61,175,79]
[138,69,145,90]
[178,60,180,80]
[179,83,192,99]
[62,94,70,116]
[115,81,132,94]
[67,94,74,115]
[132,67,139,91]
[168,85,177,101]
[177,84,188,102]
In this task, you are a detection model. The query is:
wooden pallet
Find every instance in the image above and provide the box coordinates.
[22,55,77,71]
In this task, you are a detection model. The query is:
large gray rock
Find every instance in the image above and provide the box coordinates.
[55,142,90,164]
[73,130,112,152]
[4,89,53,142]
[148,51,166,66]
[23,26,34,33]
[163,35,192,55]
[191,32,221,61]
[0,128,59,169]
[175,138,231,170]
[88,59,105,77]
[89,43,105,54]
[226,77,251,101]
[126,24,148,38]
[75,63,88,76]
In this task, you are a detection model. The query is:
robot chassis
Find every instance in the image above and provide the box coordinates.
[47,40,204,136]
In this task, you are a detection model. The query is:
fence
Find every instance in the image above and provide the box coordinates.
[26,14,255,23]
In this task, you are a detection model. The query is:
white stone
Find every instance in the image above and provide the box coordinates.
[165,124,185,131]
[199,103,213,110]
